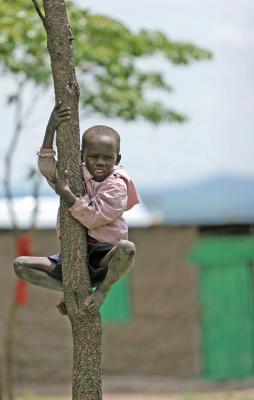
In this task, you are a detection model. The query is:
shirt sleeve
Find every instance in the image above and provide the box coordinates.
[37,148,58,190]
[69,179,128,229]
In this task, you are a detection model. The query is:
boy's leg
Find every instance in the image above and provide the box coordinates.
[14,256,63,291]
[84,240,136,313]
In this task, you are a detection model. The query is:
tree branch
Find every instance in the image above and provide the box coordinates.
[3,80,43,231]
[3,79,25,230]
[31,0,45,23]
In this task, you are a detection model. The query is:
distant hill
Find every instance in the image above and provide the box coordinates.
[141,175,254,224]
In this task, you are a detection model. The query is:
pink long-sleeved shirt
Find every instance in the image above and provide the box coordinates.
[38,148,139,245]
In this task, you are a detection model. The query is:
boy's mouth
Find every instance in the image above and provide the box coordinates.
[94,169,105,175]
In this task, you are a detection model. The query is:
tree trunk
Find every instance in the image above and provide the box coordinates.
[38,1,102,398]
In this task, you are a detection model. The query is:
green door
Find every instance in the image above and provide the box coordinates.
[188,236,254,379]
[199,262,254,379]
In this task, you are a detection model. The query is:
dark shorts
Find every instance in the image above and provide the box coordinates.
[47,236,113,286]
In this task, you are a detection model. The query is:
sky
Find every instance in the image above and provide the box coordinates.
[1,0,254,191]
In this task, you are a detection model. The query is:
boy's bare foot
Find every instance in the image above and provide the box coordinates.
[84,290,107,313]
[56,298,67,315]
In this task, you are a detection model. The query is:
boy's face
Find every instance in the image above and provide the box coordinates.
[83,134,120,182]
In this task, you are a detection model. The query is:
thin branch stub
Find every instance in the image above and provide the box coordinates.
[31,0,45,22]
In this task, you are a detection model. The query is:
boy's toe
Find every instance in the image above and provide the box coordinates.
[84,300,90,309]
[56,301,67,315]
[88,305,95,313]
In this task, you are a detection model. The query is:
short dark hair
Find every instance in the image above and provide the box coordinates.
[81,125,120,154]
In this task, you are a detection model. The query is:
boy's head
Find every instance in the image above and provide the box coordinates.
[81,125,121,182]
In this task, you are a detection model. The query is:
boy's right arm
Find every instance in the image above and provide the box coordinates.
[38,103,71,186]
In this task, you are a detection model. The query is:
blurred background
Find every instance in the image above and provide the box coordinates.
[1,0,254,398]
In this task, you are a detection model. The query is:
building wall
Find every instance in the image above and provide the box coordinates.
[0,226,200,384]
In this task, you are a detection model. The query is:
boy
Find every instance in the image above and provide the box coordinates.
[14,103,139,314]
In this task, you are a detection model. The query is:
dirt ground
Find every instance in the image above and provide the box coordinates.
[29,393,254,400]
[15,376,254,399]
[102,392,254,400]
[15,387,254,399]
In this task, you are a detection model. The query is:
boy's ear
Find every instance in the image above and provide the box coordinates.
[116,154,121,165]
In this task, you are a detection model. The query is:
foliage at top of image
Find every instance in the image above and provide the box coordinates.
[0,0,212,124]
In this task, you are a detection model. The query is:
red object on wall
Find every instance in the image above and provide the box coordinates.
[16,279,28,306]
[16,234,32,256]
[15,234,32,306]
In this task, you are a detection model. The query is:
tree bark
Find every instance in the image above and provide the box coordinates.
[37,1,102,398]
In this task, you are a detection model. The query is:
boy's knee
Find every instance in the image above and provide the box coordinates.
[118,240,136,259]
[14,257,26,277]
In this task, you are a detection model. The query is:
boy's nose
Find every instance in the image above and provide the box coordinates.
[96,158,105,166]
